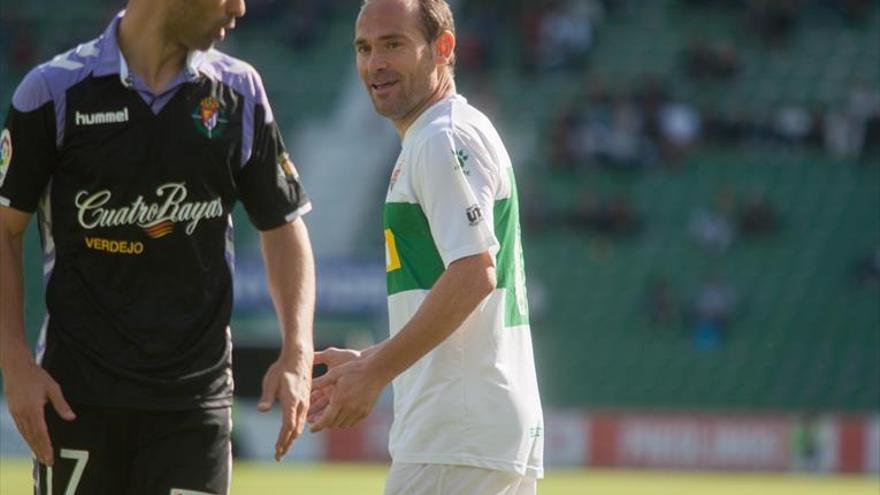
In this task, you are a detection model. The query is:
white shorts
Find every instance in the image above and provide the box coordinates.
[384,463,537,495]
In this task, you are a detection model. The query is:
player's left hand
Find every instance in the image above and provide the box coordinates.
[257,359,311,462]
[308,357,385,433]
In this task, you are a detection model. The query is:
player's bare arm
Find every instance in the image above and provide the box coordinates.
[0,206,75,466]
[310,251,496,432]
[256,217,316,461]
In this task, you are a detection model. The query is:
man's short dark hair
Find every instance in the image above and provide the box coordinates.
[414,0,455,45]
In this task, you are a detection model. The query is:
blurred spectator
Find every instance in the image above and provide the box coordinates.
[658,99,702,165]
[555,83,613,169]
[737,191,781,237]
[550,107,580,170]
[605,95,654,170]
[536,0,601,72]
[643,275,680,327]
[689,190,737,253]
[772,104,815,148]
[573,94,649,171]
[791,413,821,472]
[824,82,880,161]
[690,274,737,350]
[634,77,669,133]
[682,39,742,81]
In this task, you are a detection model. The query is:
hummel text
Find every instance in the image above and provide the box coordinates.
[75,108,130,126]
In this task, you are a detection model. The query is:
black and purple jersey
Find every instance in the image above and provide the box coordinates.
[0,14,310,410]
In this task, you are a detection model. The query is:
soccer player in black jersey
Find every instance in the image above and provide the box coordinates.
[0,1,316,493]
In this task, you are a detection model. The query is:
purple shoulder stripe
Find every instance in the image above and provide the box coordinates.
[12,37,104,147]
[198,50,275,166]
[12,67,52,113]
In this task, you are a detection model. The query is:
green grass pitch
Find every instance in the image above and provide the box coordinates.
[1,458,878,494]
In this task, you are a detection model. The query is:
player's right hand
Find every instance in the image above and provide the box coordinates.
[2,358,75,466]
[308,347,361,423]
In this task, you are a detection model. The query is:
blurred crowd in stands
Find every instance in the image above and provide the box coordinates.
[550,78,701,172]
[541,2,880,171]
[689,188,781,254]
[548,78,880,171]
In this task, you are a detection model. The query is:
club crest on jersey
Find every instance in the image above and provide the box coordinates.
[454,149,470,175]
[192,96,227,139]
[277,152,299,181]
[0,129,11,188]
[388,166,402,192]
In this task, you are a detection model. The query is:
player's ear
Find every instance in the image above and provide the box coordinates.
[433,30,455,68]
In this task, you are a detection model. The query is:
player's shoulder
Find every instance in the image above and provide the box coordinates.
[13,37,104,113]
[422,96,496,138]
[406,97,459,147]
[197,50,268,103]
[409,96,501,161]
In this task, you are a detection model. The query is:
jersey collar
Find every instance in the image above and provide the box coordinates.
[402,93,466,145]
[93,11,205,90]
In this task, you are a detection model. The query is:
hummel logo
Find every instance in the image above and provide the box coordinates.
[75,108,130,126]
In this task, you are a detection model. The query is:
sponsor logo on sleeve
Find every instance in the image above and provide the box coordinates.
[277,152,299,181]
[192,96,227,139]
[0,129,11,188]
[466,204,483,226]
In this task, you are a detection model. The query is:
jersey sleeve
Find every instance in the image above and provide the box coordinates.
[234,98,311,231]
[411,130,500,267]
[0,68,58,212]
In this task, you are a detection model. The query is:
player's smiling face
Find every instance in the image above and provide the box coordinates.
[355,0,441,123]
[167,0,246,51]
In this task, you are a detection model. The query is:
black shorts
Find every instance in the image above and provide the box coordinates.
[35,404,231,495]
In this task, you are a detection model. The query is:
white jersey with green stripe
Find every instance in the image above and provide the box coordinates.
[383,94,544,478]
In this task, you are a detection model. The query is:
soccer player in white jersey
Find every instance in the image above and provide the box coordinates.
[308,1,544,493]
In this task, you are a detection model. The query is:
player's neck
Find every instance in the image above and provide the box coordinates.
[118,7,189,94]
[394,75,456,140]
